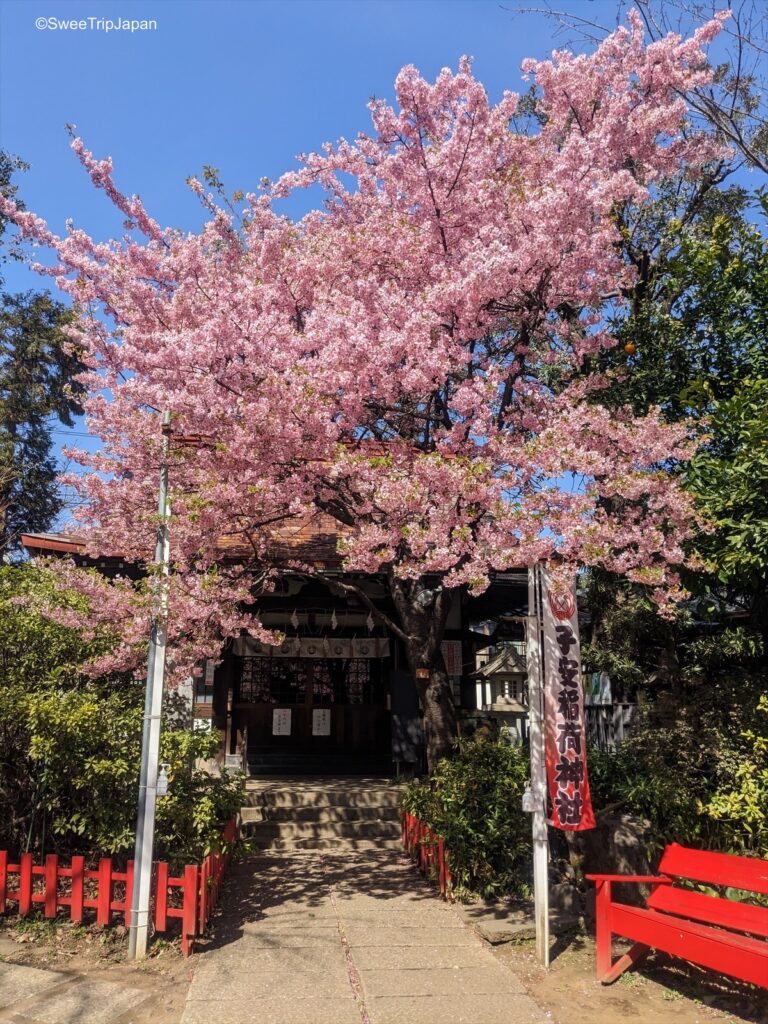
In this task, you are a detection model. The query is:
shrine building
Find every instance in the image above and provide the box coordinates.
[22,527,529,776]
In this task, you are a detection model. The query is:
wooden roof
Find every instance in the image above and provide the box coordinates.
[215,512,343,568]
[21,512,344,570]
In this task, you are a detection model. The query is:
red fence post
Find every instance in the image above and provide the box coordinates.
[44,854,58,918]
[198,858,206,931]
[70,856,85,924]
[209,854,217,912]
[96,858,113,927]
[154,862,168,932]
[400,813,452,901]
[181,864,198,956]
[19,853,33,916]
[125,861,134,927]
[0,851,6,914]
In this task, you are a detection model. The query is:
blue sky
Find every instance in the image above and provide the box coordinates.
[1,0,616,285]
[2,0,603,477]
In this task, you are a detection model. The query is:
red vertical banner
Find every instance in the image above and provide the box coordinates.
[542,569,595,831]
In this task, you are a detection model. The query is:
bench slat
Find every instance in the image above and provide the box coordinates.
[611,903,768,989]
[659,844,768,895]
[648,885,768,937]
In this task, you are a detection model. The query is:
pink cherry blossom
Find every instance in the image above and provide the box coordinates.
[3,11,727,687]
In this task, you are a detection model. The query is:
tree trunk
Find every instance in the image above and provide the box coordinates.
[412,657,457,770]
[388,573,458,771]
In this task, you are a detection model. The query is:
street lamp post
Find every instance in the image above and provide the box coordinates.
[128,411,172,960]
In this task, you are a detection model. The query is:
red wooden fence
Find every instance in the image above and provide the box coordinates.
[0,817,238,956]
[401,810,452,898]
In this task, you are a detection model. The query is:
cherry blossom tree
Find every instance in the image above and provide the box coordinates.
[2,10,728,766]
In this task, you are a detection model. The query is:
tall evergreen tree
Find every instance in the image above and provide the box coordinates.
[0,153,83,557]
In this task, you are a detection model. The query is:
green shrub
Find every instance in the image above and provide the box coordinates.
[11,684,244,870]
[402,736,532,899]
[155,728,244,868]
[587,686,768,859]
[0,564,243,868]
[700,694,768,855]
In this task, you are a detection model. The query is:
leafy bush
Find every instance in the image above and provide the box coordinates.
[587,683,768,859]
[155,727,244,867]
[0,564,243,869]
[401,736,531,899]
[701,694,768,854]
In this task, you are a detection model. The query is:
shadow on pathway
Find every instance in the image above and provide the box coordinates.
[183,849,549,1024]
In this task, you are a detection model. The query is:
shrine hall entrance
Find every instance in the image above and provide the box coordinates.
[235,655,393,775]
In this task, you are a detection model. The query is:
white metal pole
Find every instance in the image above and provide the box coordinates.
[128,412,171,960]
[527,564,550,968]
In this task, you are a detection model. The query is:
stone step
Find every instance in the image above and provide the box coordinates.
[241,805,401,824]
[243,787,403,810]
[243,819,402,841]
[247,755,394,777]
[247,836,404,852]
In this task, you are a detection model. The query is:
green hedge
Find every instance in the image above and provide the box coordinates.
[401,736,532,899]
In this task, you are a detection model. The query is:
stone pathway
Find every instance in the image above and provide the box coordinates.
[0,962,151,1024]
[182,850,548,1024]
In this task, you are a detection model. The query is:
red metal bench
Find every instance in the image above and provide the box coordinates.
[586,843,768,988]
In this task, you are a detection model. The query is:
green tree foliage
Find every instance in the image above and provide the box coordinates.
[702,694,768,852]
[0,151,27,250]
[689,377,768,592]
[583,194,768,686]
[0,564,243,868]
[600,192,767,420]
[0,292,84,552]
[0,152,84,557]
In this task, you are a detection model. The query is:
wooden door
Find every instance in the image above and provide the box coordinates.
[236,656,390,761]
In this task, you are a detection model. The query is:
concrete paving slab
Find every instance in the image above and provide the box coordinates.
[237,924,341,947]
[360,965,527,997]
[15,979,149,1024]
[188,966,351,999]
[336,909,465,928]
[247,903,338,921]
[365,993,547,1024]
[455,901,580,946]
[246,910,338,925]
[351,945,491,971]
[189,941,346,970]
[345,924,477,947]
[332,891,436,906]
[0,964,68,1011]
[182,996,361,1024]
